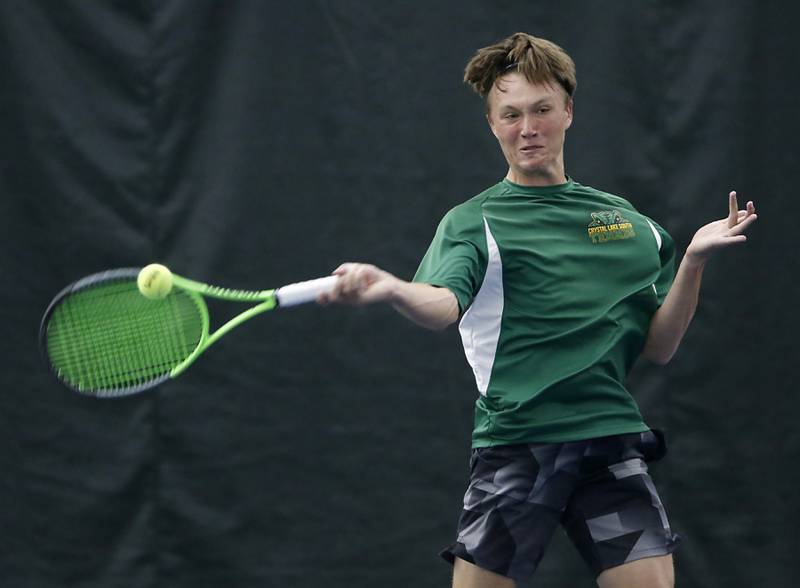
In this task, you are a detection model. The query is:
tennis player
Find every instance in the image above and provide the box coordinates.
[320,32,757,588]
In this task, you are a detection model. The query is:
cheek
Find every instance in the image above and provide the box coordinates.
[501,124,520,141]
[540,121,566,144]
[501,131,519,151]
[540,119,560,134]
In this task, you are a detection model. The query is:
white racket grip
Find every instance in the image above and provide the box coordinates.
[275,276,339,307]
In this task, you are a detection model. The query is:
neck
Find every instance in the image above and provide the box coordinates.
[506,167,567,187]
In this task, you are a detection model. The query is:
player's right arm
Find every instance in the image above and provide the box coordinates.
[318,262,459,331]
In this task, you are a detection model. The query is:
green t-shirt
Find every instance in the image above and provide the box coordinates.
[413,178,675,447]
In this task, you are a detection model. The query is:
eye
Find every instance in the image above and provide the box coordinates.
[537,107,551,114]
[503,112,519,120]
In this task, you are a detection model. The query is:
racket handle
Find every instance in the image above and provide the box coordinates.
[276,276,339,307]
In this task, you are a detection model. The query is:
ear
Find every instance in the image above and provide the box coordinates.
[564,98,574,130]
[486,111,500,140]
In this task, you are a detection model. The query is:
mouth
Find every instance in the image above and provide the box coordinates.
[520,145,544,153]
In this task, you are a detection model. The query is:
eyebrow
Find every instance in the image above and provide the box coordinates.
[498,98,554,111]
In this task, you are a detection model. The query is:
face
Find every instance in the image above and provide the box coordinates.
[486,72,573,186]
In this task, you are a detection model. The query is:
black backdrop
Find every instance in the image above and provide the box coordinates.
[2,2,798,587]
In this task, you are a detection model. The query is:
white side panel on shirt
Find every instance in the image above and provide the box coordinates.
[646,218,663,296]
[646,218,663,251]
[459,218,504,396]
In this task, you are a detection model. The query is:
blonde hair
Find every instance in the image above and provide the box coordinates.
[464,32,576,105]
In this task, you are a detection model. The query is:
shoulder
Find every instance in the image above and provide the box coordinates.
[438,183,503,233]
[571,181,640,213]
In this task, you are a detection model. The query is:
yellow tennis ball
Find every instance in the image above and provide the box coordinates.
[137,263,173,299]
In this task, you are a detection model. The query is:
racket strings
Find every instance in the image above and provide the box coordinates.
[50,300,197,390]
[46,280,204,393]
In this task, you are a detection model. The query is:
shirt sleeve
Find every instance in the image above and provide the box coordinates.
[651,220,676,306]
[412,206,487,313]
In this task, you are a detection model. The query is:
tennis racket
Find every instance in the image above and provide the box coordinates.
[40,267,338,397]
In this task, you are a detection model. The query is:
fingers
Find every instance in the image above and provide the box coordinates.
[725,190,757,236]
[732,204,755,221]
[319,263,383,305]
[339,264,374,294]
[727,211,758,236]
[727,191,758,230]
[332,263,358,276]
[727,191,739,228]
[319,263,357,304]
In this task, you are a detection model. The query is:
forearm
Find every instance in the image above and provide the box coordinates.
[642,255,705,364]
[322,263,460,330]
[389,281,459,331]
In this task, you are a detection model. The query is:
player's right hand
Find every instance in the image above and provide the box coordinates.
[317,263,400,306]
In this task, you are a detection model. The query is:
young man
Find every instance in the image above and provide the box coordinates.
[320,33,757,587]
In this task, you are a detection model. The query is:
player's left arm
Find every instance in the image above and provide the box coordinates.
[641,191,758,365]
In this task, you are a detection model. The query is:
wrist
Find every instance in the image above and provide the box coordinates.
[384,274,406,305]
[681,249,707,272]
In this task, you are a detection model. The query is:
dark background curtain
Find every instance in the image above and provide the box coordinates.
[1,1,797,586]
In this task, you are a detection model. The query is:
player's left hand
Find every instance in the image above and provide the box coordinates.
[684,191,757,265]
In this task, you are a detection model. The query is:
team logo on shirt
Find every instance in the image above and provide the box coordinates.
[587,210,636,243]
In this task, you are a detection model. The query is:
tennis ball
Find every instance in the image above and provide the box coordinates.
[137,263,173,299]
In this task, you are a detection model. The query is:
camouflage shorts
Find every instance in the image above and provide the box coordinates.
[441,431,681,581]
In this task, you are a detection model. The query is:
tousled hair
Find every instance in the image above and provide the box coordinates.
[464,33,576,107]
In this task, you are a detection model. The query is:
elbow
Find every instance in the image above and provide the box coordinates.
[642,324,681,365]
[423,293,460,331]
[436,319,458,331]
[642,346,675,366]
[423,310,459,331]
[649,353,673,366]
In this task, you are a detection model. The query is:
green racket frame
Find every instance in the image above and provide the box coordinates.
[168,273,277,378]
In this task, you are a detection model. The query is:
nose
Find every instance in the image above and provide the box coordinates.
[521,114,537,137]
